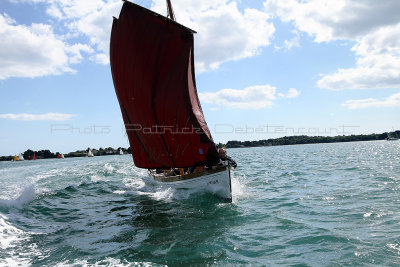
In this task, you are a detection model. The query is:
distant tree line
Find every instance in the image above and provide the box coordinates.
[0,147,131,161]
[224,131,399,148]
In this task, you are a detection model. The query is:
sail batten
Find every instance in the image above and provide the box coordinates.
[110,1,218,169]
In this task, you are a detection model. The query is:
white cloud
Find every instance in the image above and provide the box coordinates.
[278,88,300,98]
[0,113,76,121]
[0,13,92,80]
[274,30,300,52]
[57,0,122,64]
[152,0,275,72]
[317,23,400,90]
[342,92,400,109]
[264,0,400,90]
[8,0,121,66]
[11,0,106,19]
[264,0,400,42]
[286,88,300,98]
[199,85,276,109]
[7,0,274,73]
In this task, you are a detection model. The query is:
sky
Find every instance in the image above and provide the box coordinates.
[0,0,400,155]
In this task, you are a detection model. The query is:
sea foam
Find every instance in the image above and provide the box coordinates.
[0,184,36,209]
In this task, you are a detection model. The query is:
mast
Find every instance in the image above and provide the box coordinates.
[166,0,175,21]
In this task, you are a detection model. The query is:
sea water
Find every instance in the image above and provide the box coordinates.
[1,140,400,266]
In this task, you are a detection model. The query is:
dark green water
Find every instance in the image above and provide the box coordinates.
[1,140,400,266]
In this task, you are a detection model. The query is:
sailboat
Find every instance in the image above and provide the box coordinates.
[386,132,399,141]
[110,0,232,201]
[33,153,36,160]
[87,149,94,157]
[18,153,24,161]
[119,148,123,155]
[13,155,19,161]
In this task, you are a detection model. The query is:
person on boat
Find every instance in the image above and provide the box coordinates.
[218,148,237,169]
[188,149,218,173]
[205,144,220,168]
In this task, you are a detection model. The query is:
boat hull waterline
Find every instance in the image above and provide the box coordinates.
[148,166,232,202]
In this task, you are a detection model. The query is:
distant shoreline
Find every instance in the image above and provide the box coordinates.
[0,147,131,161]
[222,131,399,148]
[1,130,398,161]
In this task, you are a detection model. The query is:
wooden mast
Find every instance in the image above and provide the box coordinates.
[166,0,175,21]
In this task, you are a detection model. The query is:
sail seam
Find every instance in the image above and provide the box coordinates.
[122,107,162,166]
[150,34,176,167]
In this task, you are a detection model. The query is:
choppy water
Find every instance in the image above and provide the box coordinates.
[1,140,400,266]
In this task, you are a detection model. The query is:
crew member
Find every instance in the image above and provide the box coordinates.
[218,147,237,169]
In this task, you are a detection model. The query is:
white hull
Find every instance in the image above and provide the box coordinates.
[148,166,232,202]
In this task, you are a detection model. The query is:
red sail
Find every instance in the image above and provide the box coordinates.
[110,1,218,169]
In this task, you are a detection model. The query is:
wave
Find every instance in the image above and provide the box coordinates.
[0,214,42,267]
[231,172,252,203]
[0,184,36,209]
[54,257,157,267]
[0,214,26,250]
